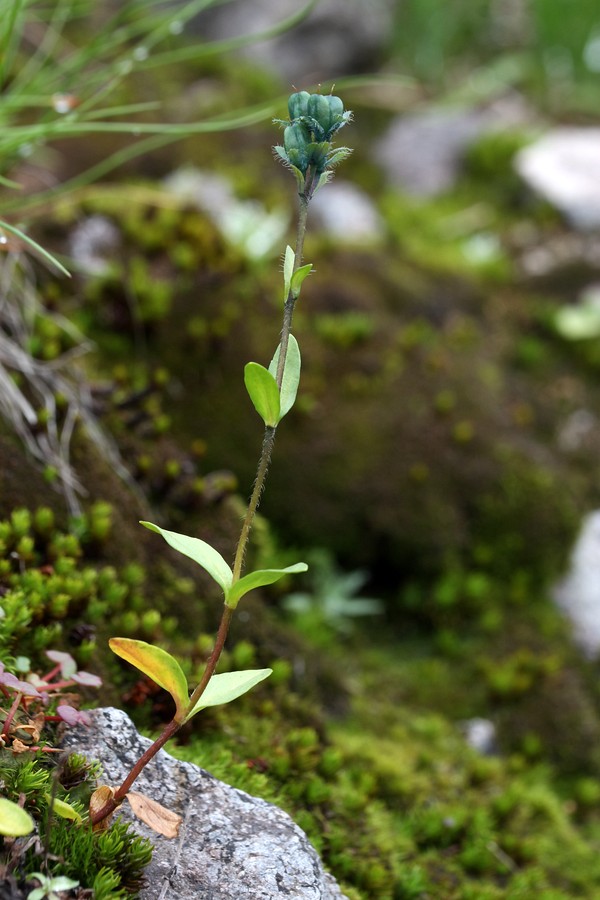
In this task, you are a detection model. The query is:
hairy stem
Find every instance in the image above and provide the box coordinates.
[186,604,234,712]
[232,426,276,582]
[275,191,309,388]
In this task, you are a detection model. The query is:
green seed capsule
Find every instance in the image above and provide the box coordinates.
[307,93,346,139]
[307,94,331,131]
[284,122,311,153]
[326,95,344,121]
[288,91,310,120]
[283,122,312,172]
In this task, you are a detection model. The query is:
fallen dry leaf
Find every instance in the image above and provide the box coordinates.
[89,785,118,832]
[126,791,182,838]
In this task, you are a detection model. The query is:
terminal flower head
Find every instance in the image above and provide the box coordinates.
[274,90,353,198]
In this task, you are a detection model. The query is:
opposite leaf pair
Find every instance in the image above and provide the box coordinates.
[244,245,310,428]
[110,519,307,723]
[139,520,307,610]
[245,334,301,428]
[109,637,272,725]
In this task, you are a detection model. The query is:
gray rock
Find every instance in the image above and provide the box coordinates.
[375,93,535,197]
[554,511,600,658]
[61,708,347,900]
[190,0,393,81]
[69,215,121,276]
[375,108,484,197]
[515,129,600,230]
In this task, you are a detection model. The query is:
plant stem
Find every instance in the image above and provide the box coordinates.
[233,184,311,573]
[97,182,312,826]
[189,185,311,671]
[232,426,277,582]
[90,718,180,824]
[185,604,234,712]
[275,192,309,388]
[113,718,179,801]
[1,692,22,737]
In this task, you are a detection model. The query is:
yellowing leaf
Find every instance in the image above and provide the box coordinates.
[109,638,189,721]
[126,791,182,838]
[0,798,34,836]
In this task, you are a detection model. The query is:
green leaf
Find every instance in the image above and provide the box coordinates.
[0,798,34,836]
[0,220,71,277]
[46,878,80,892]
[184,668,272,721]
[268,335,301,420]
[109,638,189,722]
[29,875,79,897]
[290,263,313,299]
[27,890,45,900]
[283,244,295,300]
[226,562,308,608]
[140,521,233,594]
[44,794,82,823]
[0,174,21,189]
[244,362,280,427]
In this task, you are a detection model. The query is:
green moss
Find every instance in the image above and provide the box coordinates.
[0,754,151,896]
[165,669,600,899]
[0,507,192,686]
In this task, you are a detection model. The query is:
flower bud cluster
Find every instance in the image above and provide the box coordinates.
[274,91,352,196]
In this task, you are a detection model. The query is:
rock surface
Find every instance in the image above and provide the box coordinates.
[376,94,535,197]
[515,128,600,230]
[554,511,600,658]
[192,0,393,80]
[61,708,347,900]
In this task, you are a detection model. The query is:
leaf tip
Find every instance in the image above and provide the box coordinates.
[140,520,160,533]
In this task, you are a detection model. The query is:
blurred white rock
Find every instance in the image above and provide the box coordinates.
[461,718,497,755]
[515,129,600,230]
[309,181,383,241]
[69,215,120,275]
[163,167,289,261]
[554,511,600,658]
[375,93,534,197]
